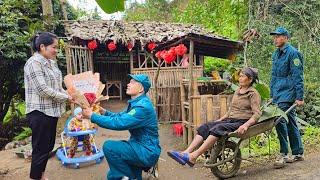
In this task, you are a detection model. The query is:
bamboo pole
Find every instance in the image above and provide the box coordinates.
[65,44,71,74]
[187,40,194,145]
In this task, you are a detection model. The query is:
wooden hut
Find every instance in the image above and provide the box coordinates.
[62,20,243,122]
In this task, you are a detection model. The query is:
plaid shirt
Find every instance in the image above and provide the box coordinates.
[24,53,68,117]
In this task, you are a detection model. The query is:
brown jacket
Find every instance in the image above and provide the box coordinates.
[227,86,262,121]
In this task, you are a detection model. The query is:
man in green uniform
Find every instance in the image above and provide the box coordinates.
[270,27,304,168]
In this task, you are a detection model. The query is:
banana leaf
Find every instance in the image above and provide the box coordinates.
[254,83,270,100]
[96,0,125,14]
[223,79,239,91]
[258,104,288,123]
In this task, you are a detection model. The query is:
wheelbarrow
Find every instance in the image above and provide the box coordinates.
[203,103,296,179]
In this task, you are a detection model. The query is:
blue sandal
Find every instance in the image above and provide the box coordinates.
[167,151,195,167]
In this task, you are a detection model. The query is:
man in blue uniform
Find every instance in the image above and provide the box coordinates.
[270,27,304,168]
[83,74,161,180]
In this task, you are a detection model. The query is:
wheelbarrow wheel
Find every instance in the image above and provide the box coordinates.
[210,140,241,179]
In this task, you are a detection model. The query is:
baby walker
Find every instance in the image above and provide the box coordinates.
[56,116,104,169]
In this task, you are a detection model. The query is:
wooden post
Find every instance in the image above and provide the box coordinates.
[129,52,133,73]
[187,40,194,145]
[89,50,94,71]
[59,0,68,20]
[41,0,54,31]
[181,82,188,145]
[65,43,72,74]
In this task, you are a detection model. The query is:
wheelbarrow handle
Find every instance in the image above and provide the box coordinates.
[284,103,297,114]
[274,103,297,125]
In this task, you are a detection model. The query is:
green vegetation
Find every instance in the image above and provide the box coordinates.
[125,0,320,127]
[242,126,320,158]
[204,57,230,75]
[0,0,100,148]
[13,127,32,141]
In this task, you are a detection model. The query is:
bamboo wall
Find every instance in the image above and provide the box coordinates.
[65,45,204,122]
[131,67,203,121]
[65,44,93,74]
[180,78,233,145]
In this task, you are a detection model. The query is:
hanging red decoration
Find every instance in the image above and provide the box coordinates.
[160,50,167,59]
[87,40,98,50]
[107,41,117,51]
[175,44,188,56]
[83,93,97,105]
[147,42,156,51]
[155,51,162,59]
[127,42,133,51]
[163,51,176,64]
[168,47,177,56]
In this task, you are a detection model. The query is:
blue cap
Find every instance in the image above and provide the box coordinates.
[128,74,151,93]
[73,107,82,116]
[270,27,290,37]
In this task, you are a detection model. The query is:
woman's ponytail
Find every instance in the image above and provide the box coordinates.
[30,32,58,52]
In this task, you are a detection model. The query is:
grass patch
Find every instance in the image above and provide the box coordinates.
[240,126,320,159]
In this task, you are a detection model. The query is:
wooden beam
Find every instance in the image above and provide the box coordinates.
[188,40,194,145]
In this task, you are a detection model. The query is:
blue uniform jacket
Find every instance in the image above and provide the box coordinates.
[270,43,304,103]
[91,94,161,167]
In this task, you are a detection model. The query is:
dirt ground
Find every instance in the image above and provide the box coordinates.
[1,100,320,180]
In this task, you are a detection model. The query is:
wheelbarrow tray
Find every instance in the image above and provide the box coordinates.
[228,117,276,140]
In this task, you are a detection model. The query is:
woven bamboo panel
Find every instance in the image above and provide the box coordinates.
[180,78,233,145]
[132,67,203,121]
[191,95,232,128]
[65,45,93,74]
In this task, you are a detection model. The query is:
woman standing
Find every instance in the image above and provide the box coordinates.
[24,32,70,180]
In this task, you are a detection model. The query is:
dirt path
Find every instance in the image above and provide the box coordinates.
[1,101,320,180]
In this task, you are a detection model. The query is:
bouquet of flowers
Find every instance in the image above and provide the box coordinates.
[64,71,109,109]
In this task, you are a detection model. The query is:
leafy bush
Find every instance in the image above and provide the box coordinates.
[204,57,230,76]
[0,117,29,149]
[241,125,320,158]
[296,84,320,126]
[3,102,26,124]
[13,127,32,141]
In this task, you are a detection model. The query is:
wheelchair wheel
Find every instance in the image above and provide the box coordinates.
[210,140,241,179]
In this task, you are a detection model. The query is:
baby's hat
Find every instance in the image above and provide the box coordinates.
[73,107,82,116]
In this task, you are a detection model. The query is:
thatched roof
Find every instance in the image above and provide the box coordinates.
[63,20,243,58]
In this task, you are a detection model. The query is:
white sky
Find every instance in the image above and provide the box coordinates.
[67,0,145,20]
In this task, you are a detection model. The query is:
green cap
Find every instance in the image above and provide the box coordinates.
[270,27,290,37]
[128,74,151,93]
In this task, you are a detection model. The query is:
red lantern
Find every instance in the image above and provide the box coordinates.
[127,42,133,51]
[88,40,98,50]
[168,47,177,56]
[160,50,167,59]
[175,44,187,56]
[147,42,156,51]
[107,41,117,51]
[163,51,176,64]
[155,51,162,59]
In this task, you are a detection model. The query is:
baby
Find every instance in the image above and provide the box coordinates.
[67,107,94,158]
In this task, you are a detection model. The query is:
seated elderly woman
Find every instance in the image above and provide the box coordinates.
[168,67,262,167]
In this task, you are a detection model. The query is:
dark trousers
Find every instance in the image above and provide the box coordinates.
[275,102,304,155]
[197,118,247,139]
[27,110,58,179]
